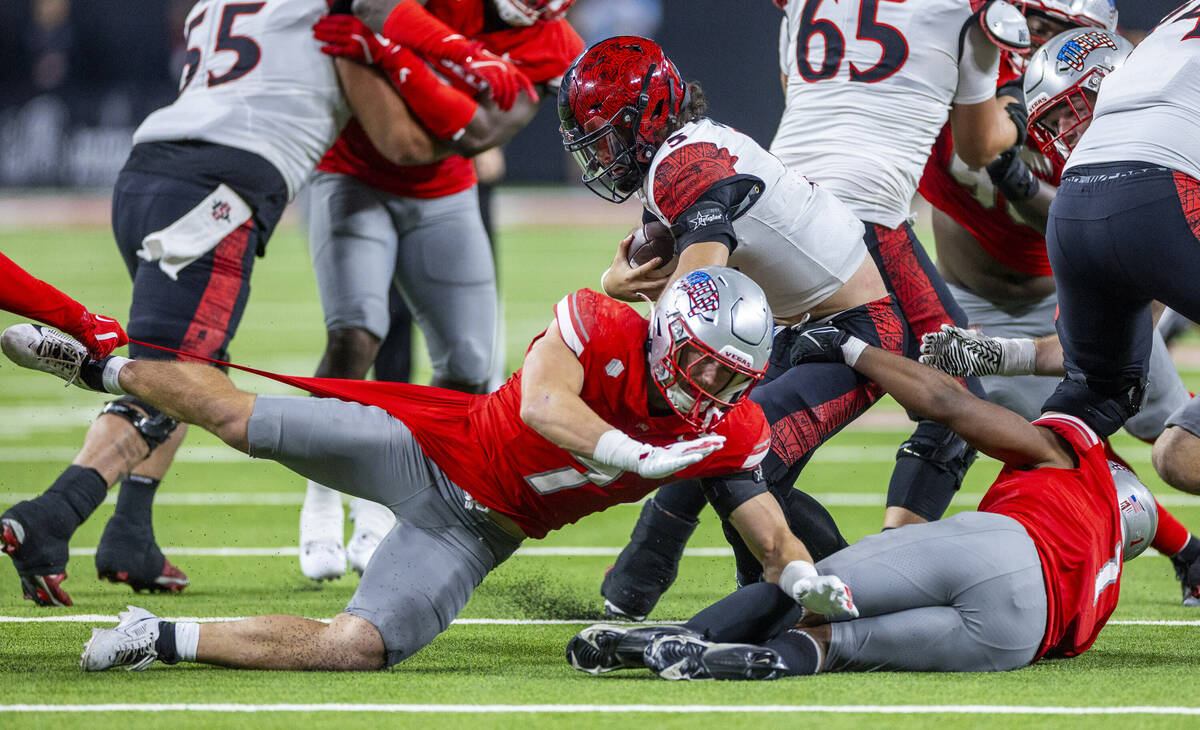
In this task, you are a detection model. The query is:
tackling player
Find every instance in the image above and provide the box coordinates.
[0,0,454,607]
[296,0,583,582]
[3,268,855,671]
[567,326,1156,680]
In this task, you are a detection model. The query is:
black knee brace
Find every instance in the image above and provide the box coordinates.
[887,422,978,521]
[1042,375,1147,439]
[100,396,179,452]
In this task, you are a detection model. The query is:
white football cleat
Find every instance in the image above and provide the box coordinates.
[1,324,93,389]
[299,482,346,581]
[80,605,161,671]
[299,540,346,582]
[346,498,395,575]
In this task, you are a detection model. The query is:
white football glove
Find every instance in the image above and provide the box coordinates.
[919,324,1036,377]
[593,429,725,479]
[780,560,858,619]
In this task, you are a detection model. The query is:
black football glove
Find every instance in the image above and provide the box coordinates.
[986,145,1040,203]
[789,325,853,367]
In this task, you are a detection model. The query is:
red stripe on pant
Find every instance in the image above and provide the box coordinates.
[178,220,253,362]
[873,223,952,339]
[1175,171,1200,242]
[771,385,883,467]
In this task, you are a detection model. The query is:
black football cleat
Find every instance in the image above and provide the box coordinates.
[1172,551,1200,608]
[95,514,188,594]
[645,634,788,681]
[1,504,73,607]
[566,623,699,675]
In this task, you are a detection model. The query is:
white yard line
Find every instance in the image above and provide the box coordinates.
[1,703,1199,715]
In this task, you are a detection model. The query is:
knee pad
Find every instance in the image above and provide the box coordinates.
[100,396,179,452]
[888,424,978,521]
[895,425,978,484]
[1042,375,1146,439]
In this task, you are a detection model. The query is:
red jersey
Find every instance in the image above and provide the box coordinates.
[916,62,1059,277]
[979,413,1123,660]
[317,4,583,199]
[281,289,770,539]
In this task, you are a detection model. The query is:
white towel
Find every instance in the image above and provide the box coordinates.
[138,184,253,281]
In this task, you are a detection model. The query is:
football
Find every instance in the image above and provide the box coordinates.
[627,221,676,268]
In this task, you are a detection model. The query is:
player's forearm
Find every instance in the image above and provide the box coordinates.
[728,493,814,583]
[853,346,975,427]
[337,59,448,166]
[448,91,541,157]
[1007,178,1055,233]
[951,98,1018,168]
[1033,334,1066,376]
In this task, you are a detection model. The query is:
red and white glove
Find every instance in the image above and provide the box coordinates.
[780,560,858,619]
[314,14,478,140]
[593,429,725,480]
[72,312,128,359]
[382,0,537,111]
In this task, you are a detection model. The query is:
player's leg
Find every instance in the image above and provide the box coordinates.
[866,223,983,528]
[391,186,496,393]
[1154,397,1200,605]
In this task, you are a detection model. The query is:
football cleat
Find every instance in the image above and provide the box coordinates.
[1172,551,1200,608]
[95,514,189,593]
[645,634,788,681]
[346,498,395,576]
[565,623,698,675]
[80,605,161,671]
[300,540,346,582]
[603,598,646,622]
[0,324,102,391]
[1,505,73,607]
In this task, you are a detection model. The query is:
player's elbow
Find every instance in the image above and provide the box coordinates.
[955,139,1002,169]
[519,391,555,434]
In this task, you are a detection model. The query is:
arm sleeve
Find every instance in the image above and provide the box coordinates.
[0,253,87,334]
[674,175,765,255]
[701,469,769,520]
[954,18,1001,106]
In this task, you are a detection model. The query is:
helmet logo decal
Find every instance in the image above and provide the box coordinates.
[679,271,720,317]
[1056,31,1118,71]
[654,143,739,222]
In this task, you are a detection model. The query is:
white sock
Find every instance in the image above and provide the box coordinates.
[300,481,344,545]
[175,621,200,662]
[102,356,132,395]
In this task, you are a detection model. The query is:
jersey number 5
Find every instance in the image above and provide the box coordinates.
[181,2,266,92]
[796,0,909,84]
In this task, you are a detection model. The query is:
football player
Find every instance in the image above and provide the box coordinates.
[558,36,990,620]
[3,268,855,671]
[919,25,1200,606]
[0,252,127,358]
[295,0,584,582]
[567,326,1156,680]
[0,0,453,607]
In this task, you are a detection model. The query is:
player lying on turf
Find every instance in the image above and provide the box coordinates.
[1,267,856,671]
[566,324,1157,679]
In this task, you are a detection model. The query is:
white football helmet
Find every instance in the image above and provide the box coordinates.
[1017,0,1117,41]
[1110,460,1158,561]
[493,0,575,27]
[648,267,772,430]
[1023,28,1132,166]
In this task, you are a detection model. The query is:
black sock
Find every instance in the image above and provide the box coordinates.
[36,465,108,538]
[764,629,823,676]
[684,582,803,643]
[1174,536,1200,565]
[112,475,160,528]
[155,621,180,664]
[79,356,111,392]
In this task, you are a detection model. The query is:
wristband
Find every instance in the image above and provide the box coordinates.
[779,559,817,596]
[999,337,1037,375]
[841,336,868,367]
[102,356,132,395]
[592,429,644,471]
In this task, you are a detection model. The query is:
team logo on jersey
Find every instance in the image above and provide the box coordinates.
[1056,31,1118,71]
[211,199,232,223]
[605,358,625,377]
[680,271,720,316]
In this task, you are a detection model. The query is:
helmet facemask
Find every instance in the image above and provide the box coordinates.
[1028,80,1098,166]
[650,315,763,430]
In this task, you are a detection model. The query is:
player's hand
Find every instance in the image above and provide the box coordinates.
[313,14,393,66]
[74,312,128,359]
[455,47,539,111]
[788,325,866,367]
[601,235,673,302]
[781,560,858,619]
[919,324,1036,377]
[593,429,726,480]
[986,145,1039,203]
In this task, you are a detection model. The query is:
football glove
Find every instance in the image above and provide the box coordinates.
[788,325,868,368]
[986,145,1039,203]
[73,313,128,359]
[780,560,858,619]
[313,14,392,66]
[919,324,1036,377]
[593,429,726,480]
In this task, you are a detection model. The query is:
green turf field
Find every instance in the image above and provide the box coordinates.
[2,220,1200,727]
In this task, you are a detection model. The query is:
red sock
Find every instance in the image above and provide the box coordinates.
[1153,501,1192,556]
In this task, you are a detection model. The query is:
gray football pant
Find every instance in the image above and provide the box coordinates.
[247,395,522,666]
[947,282,1188,440]
[818,511,1047,672]
[307,171,496,386]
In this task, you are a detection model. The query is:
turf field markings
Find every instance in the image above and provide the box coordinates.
[2,703,1200,715]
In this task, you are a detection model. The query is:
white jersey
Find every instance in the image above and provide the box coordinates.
[134,0,349,199]
[640,119,867,319]
[1067,1,1200,182]
[770,0,997,227]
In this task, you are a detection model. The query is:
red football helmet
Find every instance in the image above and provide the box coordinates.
[558,36,689,202]
[492,0,576,26]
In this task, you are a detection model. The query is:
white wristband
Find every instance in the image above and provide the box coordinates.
[102,356,132,395]
[841,336,869,368]
[592,429,645,472]
[779,559,818,595]
[998,337,1037,375]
